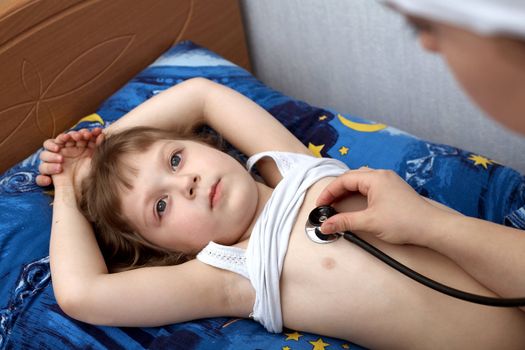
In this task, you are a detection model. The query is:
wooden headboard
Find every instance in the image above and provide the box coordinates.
[0,0,250,173]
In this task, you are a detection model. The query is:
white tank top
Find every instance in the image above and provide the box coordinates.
[196,151,348,332]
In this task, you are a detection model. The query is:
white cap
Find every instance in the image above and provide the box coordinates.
[380,0,525,39]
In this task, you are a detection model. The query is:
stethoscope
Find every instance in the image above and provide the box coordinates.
[306,205,525,307]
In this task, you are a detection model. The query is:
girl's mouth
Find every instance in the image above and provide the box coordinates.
[209,179,221,209]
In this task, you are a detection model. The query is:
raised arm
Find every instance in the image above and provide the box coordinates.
[49,136,244,326]
[107,77,310,185]
[39,78,309,187]
[108,78,307,155]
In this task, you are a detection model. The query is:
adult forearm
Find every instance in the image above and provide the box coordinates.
[422,211,525,301]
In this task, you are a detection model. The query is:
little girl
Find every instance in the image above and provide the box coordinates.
[40,78,525,349]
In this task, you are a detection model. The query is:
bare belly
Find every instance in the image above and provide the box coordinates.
[278,177,525,349]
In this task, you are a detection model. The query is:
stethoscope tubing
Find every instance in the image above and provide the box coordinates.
[342,231,525,307]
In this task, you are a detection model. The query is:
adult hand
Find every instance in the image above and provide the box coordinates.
[36,128,103,187]
[316,168,451,246]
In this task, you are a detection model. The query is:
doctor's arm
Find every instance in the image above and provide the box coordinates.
[316,169,525,311]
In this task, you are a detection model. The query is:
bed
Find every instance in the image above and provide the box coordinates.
[1,1,525,349]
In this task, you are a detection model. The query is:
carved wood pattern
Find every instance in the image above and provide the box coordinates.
[0,0,249,173]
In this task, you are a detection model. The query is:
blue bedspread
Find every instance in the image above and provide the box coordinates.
[1,41,524,349]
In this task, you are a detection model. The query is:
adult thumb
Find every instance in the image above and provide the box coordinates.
[320,210,368,234]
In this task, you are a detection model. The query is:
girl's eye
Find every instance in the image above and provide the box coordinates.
[156,198,167,217]
[170,152,182,170]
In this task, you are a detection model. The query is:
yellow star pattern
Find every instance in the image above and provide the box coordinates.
[339,146,349,156]
[308,143,325,158]
[284,331,303,341]
[319,115,328,121]
[309,338,330,350]
[282,347,291,350]
[342,344,350,349]
[468,154,494,169]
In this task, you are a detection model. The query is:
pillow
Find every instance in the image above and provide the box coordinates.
[1,40,524,349]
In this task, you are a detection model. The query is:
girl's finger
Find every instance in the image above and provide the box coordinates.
[95,133,105,146]
[39,162,62,175]
[65,141,75,147]
[88,128,103,141]
[43,139,61,152]
[68,131,83,142]
[87,140,97,149]
[55,133,71,145]
[40,150,63,163]
[35,174,52,187]
[92,127,103,136]
[79,129,91,140]
[75,140,88,148]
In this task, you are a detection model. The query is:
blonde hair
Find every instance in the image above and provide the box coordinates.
[79,125,222,271]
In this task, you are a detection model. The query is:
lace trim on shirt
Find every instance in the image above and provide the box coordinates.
[246,151,299,177]
[196,241,249,279]
[273,153,294,173]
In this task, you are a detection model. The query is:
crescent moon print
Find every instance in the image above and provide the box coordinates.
[337,114,387,132]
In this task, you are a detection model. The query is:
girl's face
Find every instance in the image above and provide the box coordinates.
[408,16,525,135]
[119,139,260,255]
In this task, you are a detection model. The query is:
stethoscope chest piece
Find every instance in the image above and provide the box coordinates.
[305,205,341,244]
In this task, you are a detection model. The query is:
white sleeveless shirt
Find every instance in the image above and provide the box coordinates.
[196,151,348,332]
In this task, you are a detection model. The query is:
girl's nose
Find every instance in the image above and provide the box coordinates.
[177,174,200,199]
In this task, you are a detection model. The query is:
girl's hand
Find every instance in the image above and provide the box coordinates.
[316,168,452,247]
[51,140,93,190]
[36,128,103,187]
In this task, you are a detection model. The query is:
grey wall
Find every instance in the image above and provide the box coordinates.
[240,0,525,173]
